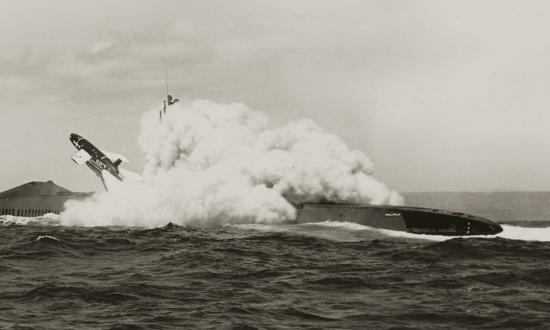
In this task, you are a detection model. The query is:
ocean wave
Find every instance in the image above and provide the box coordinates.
[0,214,60,226]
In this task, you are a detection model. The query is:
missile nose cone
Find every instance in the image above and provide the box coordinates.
[70,134,82,147]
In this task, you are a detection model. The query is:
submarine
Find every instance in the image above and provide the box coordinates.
[294,203,502,236]
[0,182,502,235]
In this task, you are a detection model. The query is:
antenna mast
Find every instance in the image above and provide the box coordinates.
[164,67,169,98]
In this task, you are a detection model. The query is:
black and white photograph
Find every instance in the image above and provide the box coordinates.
[1,0,550,328]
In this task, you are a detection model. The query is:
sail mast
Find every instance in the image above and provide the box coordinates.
[164,67,169,98]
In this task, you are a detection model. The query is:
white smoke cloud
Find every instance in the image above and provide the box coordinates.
[61,99,402,227]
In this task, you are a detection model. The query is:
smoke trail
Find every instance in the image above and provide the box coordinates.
[61,99,402,227]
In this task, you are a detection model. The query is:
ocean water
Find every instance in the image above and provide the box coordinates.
[1,192,550,329]
[403,191,550,222]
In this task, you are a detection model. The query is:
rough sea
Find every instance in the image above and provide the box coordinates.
[1,192,550,329]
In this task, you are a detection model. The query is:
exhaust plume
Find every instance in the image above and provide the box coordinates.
[61,99,402,227]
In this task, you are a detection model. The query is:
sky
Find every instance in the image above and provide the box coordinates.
[1,0,550,193]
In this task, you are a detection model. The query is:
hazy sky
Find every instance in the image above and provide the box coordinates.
[1,0,550,192]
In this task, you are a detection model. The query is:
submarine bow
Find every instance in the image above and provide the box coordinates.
[295,203,503,236]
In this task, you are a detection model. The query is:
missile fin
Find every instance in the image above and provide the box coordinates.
[104,151,130,164]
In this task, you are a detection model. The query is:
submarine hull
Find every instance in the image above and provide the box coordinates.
[295,203,503,236]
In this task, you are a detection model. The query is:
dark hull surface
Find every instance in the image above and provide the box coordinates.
[295,203,503,236]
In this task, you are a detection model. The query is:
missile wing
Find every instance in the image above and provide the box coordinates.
[71,149,92,165]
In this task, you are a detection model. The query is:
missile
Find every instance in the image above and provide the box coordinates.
[69,133,129,190]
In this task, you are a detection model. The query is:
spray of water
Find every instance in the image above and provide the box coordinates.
[61,99,402,227]
[288,221,550,242]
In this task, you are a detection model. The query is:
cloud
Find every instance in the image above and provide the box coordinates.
[2,1,550,192]
[86,40,114,55]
